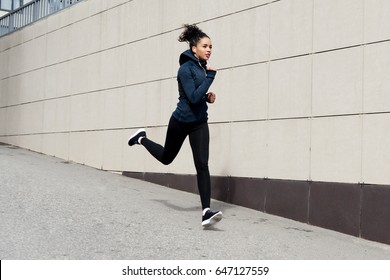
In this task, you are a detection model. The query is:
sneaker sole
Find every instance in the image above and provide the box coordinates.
[202,212,223,227]
[128,128,145,146]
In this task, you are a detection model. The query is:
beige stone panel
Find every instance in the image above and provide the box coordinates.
[84,130,104,170]
[200,17,232,71]
[0,137,9,144]
[55,97,71,132]
[42,99,57,133]
[70,55,95,95]
[0,34,11,52]
[187,5,269,69]
[106,0,129,9]
[122,1,143,42]
[123,84,148,129]
[268,119,311,180]
[102,129,123,171]
[100,6,127,50]
[0,79,8,106]
[6,76,21,106]
[145,79,179,127]
[86,91,105,130]
[363,41,390,113]
[270,0,313,60]
[23,35,47,71]
[69,0,90,24]
[362,114,390,185]
[100,47,126,90]
[86,13,102,54]
[46,8,62,33]
[20,68,46,103]
[84,55,102,94]
[17,103,42,135]
[0,108,6,135]
[123,128,146,173]
[123,0,163,43]
[90,0,121,17]
[69,94,90,131]
[55,62,72,98]
[55,132,70,161]
[18,135,32,151]
[311,116,362,183]
[17,74,29,104]
[45,64,58,99]
[124,42,144,85]
[68,131,86,164]
[17,25,34,44]
[9,27,23,47]
[159,78,178,124]
[145,81,164,127]
[313,0,363,52]
[18,72,33,104]
[46,27,70,66]
[229,121,268,178]
[364,0,390,43]
[207,0,270,17]
[19,134,42,153]
[161,0,205,31]
[4,136,19,147]
[0,51,8,79]
[230,63,269,121]
[33,17,48,39]
[161,0,270,31]
[5,106,21,135]
[41,133,57,157]
[8,44,24,76]
[69,15,99,59]
[0,81,4,106]
[229,6,270,66]
[159,32,178,78]
[102,88,125,129]
[25,102,44,134]
[88,0,103,16]
[269,56,312,119]
[209,123,231,176]
[312,47,363,116]
[207,69,232,123]
[125,34,175,86]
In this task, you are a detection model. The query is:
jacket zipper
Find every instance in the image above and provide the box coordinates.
[197,60,207,77]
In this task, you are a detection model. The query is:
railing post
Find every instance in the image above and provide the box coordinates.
[33,0,39,21]
[8,13,14,33]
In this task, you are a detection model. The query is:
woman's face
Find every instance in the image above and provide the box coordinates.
[192,37,212,61]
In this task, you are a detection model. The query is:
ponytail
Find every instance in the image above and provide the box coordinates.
[178,24,209,49]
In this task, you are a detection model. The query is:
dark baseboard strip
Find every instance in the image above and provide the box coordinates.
[122,171,390,245]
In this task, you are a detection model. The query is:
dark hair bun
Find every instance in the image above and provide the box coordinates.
[178,24,208,47]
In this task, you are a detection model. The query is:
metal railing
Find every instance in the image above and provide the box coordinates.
[0,0,82,37]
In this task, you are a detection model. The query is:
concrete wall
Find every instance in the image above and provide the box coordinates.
[1,0,390,186]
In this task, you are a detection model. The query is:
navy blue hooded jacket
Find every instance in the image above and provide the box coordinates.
[172,49,217,123]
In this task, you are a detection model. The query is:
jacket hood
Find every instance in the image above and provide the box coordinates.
[179,49,197,65]
[179,49,207,68]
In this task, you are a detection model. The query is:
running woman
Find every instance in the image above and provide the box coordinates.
[128,24,222,228]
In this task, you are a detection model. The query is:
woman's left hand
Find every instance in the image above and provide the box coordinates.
[207,92,216,103]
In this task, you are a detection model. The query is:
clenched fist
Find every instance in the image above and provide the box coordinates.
[207,92,216,103]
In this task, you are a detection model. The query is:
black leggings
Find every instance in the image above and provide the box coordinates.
[141,116,211,209]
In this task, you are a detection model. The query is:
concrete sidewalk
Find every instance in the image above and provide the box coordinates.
[1,143,389,260]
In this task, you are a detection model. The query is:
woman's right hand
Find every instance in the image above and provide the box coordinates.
[207,92,216,103]
[207,65,218,71]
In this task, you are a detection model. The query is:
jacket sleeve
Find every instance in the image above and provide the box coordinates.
[178,66,216,105]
